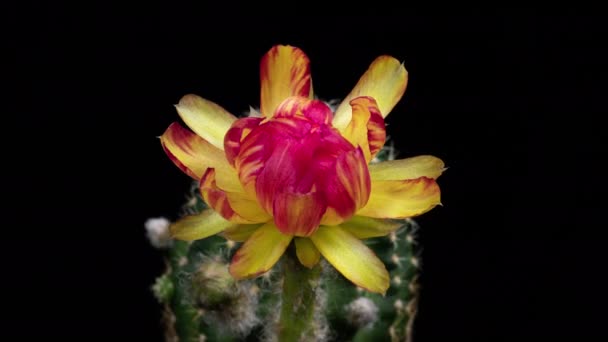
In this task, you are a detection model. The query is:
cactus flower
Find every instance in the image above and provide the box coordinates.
[161,45,444,294]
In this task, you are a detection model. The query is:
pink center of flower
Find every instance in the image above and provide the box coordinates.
[224,97,371,237]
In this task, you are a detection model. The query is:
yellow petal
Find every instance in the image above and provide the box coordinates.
[175,94,237,150]
[170,209,237,241]
[333,56,408,130]
[295,238,321,268]
[356,177,441,219]
[368,155,445,181]
[226,191,272,223]
[340,216,402,239]
[310,226,389,294]
[200,168,269,223]
[160,123,241,192]
[229,222,293,279]
[222,224,263,242]
[260,45,313,117]
[215,169,244,193]
[160,122,227,179]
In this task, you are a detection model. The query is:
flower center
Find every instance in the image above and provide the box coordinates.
[226,97,371,236]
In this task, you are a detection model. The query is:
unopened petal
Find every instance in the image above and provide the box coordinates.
[260,45,313,117]
[170,209,237,241]
[340,216,402,239]
[340,96,386,162]
[224,117,263,166]
[175,94,237,150]
[356,177,441,219]
[335,147,371,211]
[320,147,371,226]
[229,222,293,279]
[160,122,227,179]
[272,191,326,237]
[310,226,389,294]
[365,105,387,159]
[333,56,407,130]
[368,155,445,181]
[273,96,332,124]
[295,237,321,268]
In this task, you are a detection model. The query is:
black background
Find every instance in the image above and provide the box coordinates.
[9,6,607,341]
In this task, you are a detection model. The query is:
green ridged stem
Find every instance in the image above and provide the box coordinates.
[347,221,419,342]
[387,223,419,342]
[168,240,200,342]
[277,246,321,342]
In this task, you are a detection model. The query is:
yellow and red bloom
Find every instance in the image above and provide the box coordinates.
[161,45,444,294]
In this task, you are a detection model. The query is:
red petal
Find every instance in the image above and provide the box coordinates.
[365,102,386,158]
[274,96,332,125]
[336,147,371,210]
[200,168,241,222]
[272,191,326,237]
[320,147,371,225]
[224,117,263,166]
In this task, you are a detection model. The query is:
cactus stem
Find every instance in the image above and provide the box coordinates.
[277,245,321,341]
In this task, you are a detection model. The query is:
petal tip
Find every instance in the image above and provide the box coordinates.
[376,55,408,72]
[353,266,390,295]
[333,53,409,127]
[228,261,266,280]
[295,237,321,268]
[168,209,236,241]
[177,93,199,105]
[260,45,312,117]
